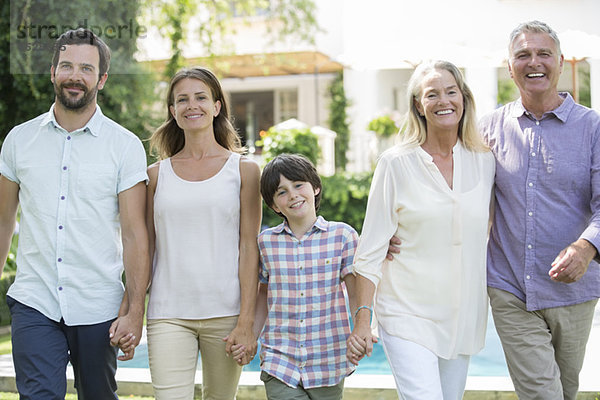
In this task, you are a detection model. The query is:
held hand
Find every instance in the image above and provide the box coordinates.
[116,332,136,361]
[346,316,378,366]
[229,343,253,366]
[386,236,402,261]
[109,313,143,361]
[549,239,597,283]
[223,325,258,366]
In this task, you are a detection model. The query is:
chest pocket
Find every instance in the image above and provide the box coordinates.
[312,256,342,294]
[77,164,117,200]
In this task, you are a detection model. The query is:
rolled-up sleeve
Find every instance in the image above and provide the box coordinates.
[117,138,148,193]
[0,129,19,183]
[580,123,600,254]
[353,154,399,286]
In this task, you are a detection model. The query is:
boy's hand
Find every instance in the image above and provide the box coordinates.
[224,325,257,365]
[386,236,402,261]
[229,342,256,366]
[346,322,378,365]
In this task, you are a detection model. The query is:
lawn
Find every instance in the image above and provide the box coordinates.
[0,394,154,399]
[0,333,10,356]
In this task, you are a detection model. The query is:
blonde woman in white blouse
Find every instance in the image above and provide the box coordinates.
[347,60,495,400]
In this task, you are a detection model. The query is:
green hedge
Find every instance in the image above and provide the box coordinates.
[0,271,15,326]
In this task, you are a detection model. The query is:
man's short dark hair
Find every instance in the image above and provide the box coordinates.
[52,28,111,78]
[260,154,323,218]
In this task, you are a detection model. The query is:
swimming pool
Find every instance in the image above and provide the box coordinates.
[118,311,509,376]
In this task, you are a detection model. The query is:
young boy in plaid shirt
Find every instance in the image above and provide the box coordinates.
[253,154,358,400]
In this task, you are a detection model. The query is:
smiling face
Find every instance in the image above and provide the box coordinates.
[414,68,464,134]
[51,44,107,111]
[169,78,221,133]
[509,31,564,100]
[272,175,320,228]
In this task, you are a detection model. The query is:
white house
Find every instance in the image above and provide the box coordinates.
[137,0,600,173]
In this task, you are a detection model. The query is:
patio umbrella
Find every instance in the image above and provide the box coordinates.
[559,30,600,102]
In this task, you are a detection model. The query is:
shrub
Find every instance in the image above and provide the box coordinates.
[259,127,321,166]
[367,114,399,138]
[0,271,15,326]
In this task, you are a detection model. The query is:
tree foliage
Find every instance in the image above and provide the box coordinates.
[1,0,159,144]
[260,126,321,166]
[143,0,320,80]
[327,71,350,170]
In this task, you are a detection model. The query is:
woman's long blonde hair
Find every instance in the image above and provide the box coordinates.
[401,60,487,152]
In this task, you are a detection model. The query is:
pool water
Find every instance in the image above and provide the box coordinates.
[119,311,509,376]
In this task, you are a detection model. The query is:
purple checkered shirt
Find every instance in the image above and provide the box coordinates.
[480,93,600,311]
[258,216,358,389]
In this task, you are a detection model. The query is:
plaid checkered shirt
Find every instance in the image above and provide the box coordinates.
[258,216,358,389]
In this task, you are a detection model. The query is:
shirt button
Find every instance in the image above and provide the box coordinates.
[300,292,304,297]
[526,275,531,280]
[62,166,67,171]
[58,258,62,262]
[300,319,304,324]
[528,212,533,216]
[58,225,63,230]
[58,286,63,291]
[528,182,534,187]
[527,244,533,249]
[67,136,71,140]
[60,196,65,200]
[535,121,540,126]
[531,152,536,157]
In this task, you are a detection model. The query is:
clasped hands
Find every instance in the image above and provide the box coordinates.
[225,325,258,366]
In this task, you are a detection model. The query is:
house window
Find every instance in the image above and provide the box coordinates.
[276,89,298,122]
[230,88,299,154]
[230,91,274,154]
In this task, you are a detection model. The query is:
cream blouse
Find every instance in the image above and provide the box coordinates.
[354,140,495,359]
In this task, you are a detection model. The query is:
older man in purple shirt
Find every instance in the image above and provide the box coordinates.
[480,21,600,400]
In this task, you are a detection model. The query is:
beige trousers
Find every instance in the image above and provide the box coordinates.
[147,316,242,400]
[488,287,597,400]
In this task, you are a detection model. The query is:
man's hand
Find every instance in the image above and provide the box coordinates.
[386,236,402,261]
[109,313,143,361]
[224,325,257,366]
[549,239,597,283]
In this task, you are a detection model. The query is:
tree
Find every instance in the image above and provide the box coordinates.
[1,0,158,144]
[328,71,350,170]
[142,0,320,80]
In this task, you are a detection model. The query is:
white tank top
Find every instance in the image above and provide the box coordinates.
[147,153,241,319]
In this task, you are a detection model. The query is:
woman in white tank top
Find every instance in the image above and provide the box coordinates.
[144,67,261,400]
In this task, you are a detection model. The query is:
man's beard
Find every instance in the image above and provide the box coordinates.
[54,80,98,111]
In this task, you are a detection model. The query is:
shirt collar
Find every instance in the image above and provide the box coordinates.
[273,215,329,236]
[511,92,573,123]
[41,103,104,137]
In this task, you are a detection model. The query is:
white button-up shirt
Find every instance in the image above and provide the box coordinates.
[353,140,495,359]
[0,104,148,325]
